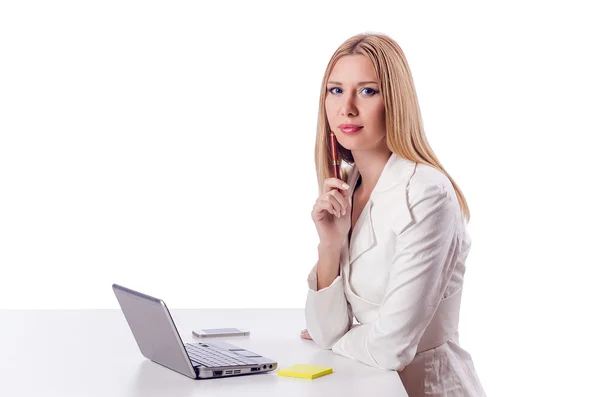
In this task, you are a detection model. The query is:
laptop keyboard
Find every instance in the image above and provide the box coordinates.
[185,343,257,368]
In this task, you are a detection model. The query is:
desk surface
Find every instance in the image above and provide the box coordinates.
[0,309,406,397]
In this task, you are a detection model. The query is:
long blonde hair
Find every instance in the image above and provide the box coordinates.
[314,33,471,222]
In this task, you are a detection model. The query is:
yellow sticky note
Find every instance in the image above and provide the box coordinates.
[277,364,333,380]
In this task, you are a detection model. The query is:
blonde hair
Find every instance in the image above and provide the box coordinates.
[314,32,471,222]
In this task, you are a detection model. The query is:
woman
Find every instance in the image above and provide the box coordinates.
[301,33,487,397]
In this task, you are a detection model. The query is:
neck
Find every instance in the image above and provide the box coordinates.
[352,149,392,193]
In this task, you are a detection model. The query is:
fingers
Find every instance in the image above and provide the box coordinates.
[312,200,335,219]
[325,189,350,217]
[313,191,351,219]
[323,178,350,198]
[300,329,313,340]
[312,178,352,221]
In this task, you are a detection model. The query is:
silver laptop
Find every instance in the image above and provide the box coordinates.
[112,284,278,379]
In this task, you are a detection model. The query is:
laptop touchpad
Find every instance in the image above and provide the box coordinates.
[205,341,262,357]
[234,350,262,358]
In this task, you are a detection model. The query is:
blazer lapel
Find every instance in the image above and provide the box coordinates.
[342,153,417,272]
[348,199,375,265]
[340,160,375,271]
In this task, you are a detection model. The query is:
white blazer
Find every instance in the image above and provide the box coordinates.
[305,153,486,397]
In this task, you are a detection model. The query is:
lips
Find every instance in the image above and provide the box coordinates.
[339,124,363,134]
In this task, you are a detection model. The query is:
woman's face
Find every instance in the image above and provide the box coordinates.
[325,54,386,152]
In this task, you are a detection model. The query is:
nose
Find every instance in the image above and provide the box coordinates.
[340,93,358,117]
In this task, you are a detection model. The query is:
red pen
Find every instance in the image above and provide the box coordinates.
[330,131,341,180]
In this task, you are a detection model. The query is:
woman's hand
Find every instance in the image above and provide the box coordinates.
[311,178,352,248]
[300,328,312,340]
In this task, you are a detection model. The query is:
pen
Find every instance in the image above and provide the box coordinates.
[330,131,341,180]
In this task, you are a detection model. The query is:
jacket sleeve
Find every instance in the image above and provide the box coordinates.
[331,182,462,371]
[304,262,354,349]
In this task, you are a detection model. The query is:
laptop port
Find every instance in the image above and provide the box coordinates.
[213,370,223,377]
[251,367,259,372]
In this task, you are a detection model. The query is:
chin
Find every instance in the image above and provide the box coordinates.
[338,137,365,150]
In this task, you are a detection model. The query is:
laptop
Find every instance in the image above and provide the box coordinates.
[112,284,278,379]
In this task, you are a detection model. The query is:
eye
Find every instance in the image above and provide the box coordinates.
[326,86,379,96]
[362,87,378,96]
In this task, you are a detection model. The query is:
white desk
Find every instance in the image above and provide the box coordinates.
[0,309,407,396]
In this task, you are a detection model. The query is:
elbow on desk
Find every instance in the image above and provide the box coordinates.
[369,343,416,372]
[373,353,409,372]
[374,350,414,372]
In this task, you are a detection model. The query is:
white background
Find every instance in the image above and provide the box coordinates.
[1,1,598,395]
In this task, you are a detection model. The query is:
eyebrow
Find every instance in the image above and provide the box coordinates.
[327,81,379,85]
